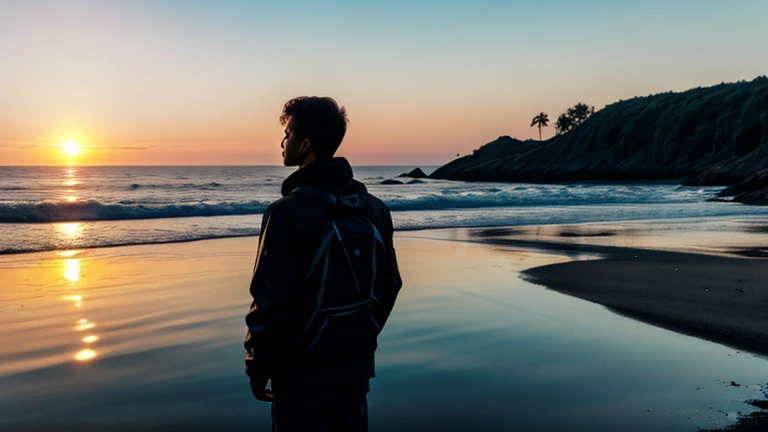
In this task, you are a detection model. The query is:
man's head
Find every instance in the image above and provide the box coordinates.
[279,96,348,167]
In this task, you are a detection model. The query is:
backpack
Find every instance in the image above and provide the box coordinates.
[291,186,389,360]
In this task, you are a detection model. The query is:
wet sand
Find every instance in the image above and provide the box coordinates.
[520,245,768,357]
[409,220,768,431]
[409,219,768,358]
[489,229,768,432]
[2,224,768,431]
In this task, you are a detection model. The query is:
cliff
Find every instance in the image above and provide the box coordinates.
[431,77,768,184]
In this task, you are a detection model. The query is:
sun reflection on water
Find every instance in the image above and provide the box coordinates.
[56,223,83,239]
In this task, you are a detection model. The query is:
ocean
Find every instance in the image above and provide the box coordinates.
[2,165,768,255]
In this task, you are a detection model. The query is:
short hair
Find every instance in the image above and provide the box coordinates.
[280,97,348,159]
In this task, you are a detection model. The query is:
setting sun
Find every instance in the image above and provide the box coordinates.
[62,140,81,156]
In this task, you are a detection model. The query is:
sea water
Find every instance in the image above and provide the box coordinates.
[2,165,768,254]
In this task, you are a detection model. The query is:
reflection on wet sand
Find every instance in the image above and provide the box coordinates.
[63,259,80,283]
[75,322,95,331]
[74,349,96,361]
[57,250,98,363]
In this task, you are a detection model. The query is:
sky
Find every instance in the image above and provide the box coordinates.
[1,0,767,166]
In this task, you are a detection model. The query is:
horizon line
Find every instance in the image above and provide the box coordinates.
[0,164,442,168]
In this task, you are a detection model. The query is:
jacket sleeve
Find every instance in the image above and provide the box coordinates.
[378,207,403,327]
[244,204,299,380]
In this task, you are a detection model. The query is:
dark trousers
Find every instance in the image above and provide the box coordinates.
[271,380,370,432]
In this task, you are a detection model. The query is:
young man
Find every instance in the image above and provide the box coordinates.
[245,97,402,431]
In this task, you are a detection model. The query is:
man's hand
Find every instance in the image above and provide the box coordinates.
[249,378,274,402]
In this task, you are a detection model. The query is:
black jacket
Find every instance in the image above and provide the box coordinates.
[244,158,402,386]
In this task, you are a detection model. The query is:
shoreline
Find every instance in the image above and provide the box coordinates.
[4,213,768,257]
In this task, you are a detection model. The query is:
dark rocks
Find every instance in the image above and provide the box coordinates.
[398,168,428,179]
[716,169,768,205]
[380,179,403,185]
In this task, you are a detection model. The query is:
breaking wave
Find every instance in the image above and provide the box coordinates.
[0,200,271,223]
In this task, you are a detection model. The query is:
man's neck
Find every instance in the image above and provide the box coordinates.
[299,154,319,169]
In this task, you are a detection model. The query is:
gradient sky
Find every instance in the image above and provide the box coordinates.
[1,0,767,166]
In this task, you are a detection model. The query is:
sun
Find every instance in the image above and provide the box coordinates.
[62,140,81,156]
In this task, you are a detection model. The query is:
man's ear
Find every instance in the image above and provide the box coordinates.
[299,139,312,154]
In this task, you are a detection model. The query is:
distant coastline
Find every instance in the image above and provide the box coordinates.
[430,76,768,204]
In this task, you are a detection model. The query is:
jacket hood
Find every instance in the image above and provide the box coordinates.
[281,157,368,205]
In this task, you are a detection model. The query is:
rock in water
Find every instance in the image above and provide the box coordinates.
[716,169,768,204]
[380,179,404,185]
[398,168,428,179]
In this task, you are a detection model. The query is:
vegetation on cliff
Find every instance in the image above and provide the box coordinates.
[555,103,595,136]
[431,77,768,184]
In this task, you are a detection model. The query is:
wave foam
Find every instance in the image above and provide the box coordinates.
[0,200,271,223]
[1,185,723,223]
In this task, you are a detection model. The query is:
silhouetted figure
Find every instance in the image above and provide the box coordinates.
[245,97,403,432]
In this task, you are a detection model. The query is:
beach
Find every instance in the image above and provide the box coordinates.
[523,246,768,357]
[1,220,767,431]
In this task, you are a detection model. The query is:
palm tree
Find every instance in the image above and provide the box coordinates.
[530,112,550,141]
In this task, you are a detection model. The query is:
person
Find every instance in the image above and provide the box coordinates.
[245,96,403,432]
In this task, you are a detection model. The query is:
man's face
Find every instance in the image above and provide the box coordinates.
[281,119,308,167]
